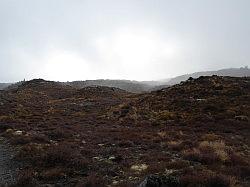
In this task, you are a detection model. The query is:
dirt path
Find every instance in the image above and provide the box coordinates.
[0,137,20,186]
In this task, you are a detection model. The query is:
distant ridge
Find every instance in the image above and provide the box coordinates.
[0,83,11,90]
[64,79,152,93]
[1,67,249,92]
[166,67,250,85]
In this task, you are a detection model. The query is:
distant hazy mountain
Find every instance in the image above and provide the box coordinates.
[0,83,11,90]
[166,67,250,85]
[2,81,25,91]
[2,67,249,92]
[64,79,154,93]
[2,79,164,93]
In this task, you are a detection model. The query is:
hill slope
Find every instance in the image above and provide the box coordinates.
[0,76,249,186]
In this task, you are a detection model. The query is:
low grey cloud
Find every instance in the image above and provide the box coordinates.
[0,0,249,82]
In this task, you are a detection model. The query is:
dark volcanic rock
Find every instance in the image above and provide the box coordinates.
[138,175,180,187]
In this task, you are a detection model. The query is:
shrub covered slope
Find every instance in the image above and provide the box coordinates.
[0,76,249,187]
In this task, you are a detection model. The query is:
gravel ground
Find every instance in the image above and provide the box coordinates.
[0,137,20,186]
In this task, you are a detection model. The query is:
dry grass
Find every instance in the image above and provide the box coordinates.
[201,133,221,141]
[199,140,229,162]
[183,140,229,164]
[156,110,176,121]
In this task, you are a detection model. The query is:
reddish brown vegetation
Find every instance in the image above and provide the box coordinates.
[0,76,249,186]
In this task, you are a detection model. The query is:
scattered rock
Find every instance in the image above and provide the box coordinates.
[196,98,206,101]
[108,156,116,160]
[138,174,180,187]
[235,115,248,121]
[5,129,13,133]
[131,164,148,172]
[164,169,177,175]
[13,130,23,136]
[112,180,119,185]
[108,155,122,163]
[129,176,140,181]
[93,156,103,162]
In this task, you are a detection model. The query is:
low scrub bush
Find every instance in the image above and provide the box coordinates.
[40,167,65,180]
[75,174,105,187]
[180,171,236,187]
[14,169,36,187]
[183,140,229,164]
[157,110,176,121]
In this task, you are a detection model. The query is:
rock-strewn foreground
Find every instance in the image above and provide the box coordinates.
[0,76,249,187]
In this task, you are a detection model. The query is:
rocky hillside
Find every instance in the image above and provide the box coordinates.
[0,76,249,187]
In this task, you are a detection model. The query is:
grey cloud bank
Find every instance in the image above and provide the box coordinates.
[0,0,249,82]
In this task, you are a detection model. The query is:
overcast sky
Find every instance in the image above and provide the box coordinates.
[0,0,249,82]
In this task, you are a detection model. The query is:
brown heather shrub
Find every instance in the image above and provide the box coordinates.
[201,133,221,141]
[42,144,74,166]
[214,149,228,162]
[226,166,250,178]
[167,140,184,151]
[157,110,176,120]
[157,131,167,138]
[166,160,190,170]
[70,157,89,170]
[180,171,236,187]
[75,174,105,187]
[10,135,32,145]
[15,144,43,164]
[199,140,226,150]
[183,140,229,164]
[147,162,169,174]
[14,169,36,187]
[40,167,66,180]
[47,128,72,140]
[183,148,203,163]
[228,151,249,166]
[29,134,50,143]
[199,140,229,162]
[42,144,89,170]
[0,123,11,132]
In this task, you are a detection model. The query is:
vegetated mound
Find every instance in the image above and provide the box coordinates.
[9,79,77,99]
[65,79,153,93]
[114,76,250,125]
[0,76,249,187]
[76,86,130,99]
